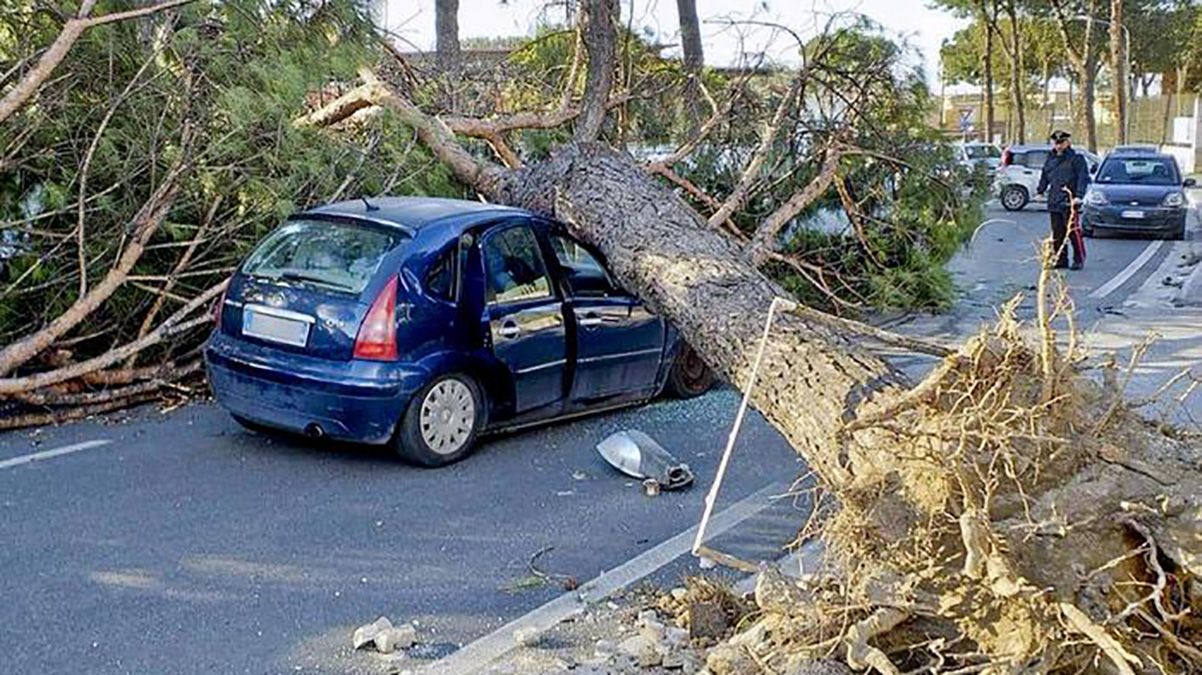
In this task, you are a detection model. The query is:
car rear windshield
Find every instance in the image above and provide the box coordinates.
[965,145,1000,159]
[241,219,405,294]
[1096,158,1179,186]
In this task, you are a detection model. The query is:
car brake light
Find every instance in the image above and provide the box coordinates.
[354,276,398,361]
[1001,149,1012,167]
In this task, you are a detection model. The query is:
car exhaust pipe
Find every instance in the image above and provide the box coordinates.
[304,423,325,439]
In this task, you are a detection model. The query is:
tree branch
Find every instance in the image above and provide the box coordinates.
[747,145,845,264]
[706,72,806,229]
[646,74,749,171]
[13,360,201,407]
[0,0,193,125]
[573,0,619,142]
[363,82,507,197]
[0,281,223,395]
[0,152,190,377]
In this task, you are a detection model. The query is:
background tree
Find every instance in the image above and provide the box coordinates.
[435,0,461,76]
[932,0,998,142]
[675,0,705,137]
[997,0,1027,142]
[1041,0,1105,151]
[1109,0,1126,142]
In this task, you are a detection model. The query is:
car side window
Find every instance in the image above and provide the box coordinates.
[425,245,457,302]
[1024,151,1049,168]
[550,233,620,298]
[483,225,552,305]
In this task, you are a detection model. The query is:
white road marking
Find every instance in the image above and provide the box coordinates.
[0,440,113,470]
[422,481,787,675]
[1089,240,1164,299]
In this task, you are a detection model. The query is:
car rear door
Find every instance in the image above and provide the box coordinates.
[547,230,665,403]
[480,221,567,415]
[1020,149,1049,196]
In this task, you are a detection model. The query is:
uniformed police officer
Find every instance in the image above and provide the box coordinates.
[1036,130,1090,270]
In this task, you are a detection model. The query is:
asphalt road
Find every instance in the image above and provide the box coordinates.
[4,197,1202,675]
[0,389,801,675]
[896,194,1202,422]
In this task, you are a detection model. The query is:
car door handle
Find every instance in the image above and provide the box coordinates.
[578,312,603,327]
[497,320,520,339]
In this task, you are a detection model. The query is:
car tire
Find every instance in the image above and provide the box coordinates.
[394,373,486,467]
[1170,223,1187,241]
[1000,185,1028,212]
[664,342,716,399]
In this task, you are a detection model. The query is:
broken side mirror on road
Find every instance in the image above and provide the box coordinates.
[596,429,694,492]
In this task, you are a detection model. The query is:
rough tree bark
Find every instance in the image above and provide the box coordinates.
[676,0,705,137]
[434,0,460,76]
[575,0,618,142]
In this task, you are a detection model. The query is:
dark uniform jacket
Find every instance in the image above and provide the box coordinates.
[1037,148,1091,213]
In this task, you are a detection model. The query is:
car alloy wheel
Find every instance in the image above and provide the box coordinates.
[1001,186,1027,211]
[418,378,476,455]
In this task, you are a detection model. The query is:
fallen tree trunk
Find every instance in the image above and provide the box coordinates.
[359,71,1202,669]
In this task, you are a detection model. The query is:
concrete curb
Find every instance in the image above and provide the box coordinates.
[1175,253,1202,306]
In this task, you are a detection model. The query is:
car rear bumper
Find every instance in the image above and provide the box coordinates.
[204,332,427,444]
[1083,206,1186,235]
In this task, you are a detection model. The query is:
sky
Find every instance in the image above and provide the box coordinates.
[381,0,969,89]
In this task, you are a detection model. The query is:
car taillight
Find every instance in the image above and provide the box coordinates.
[1001,149,1012,167]
[354,276,398,361]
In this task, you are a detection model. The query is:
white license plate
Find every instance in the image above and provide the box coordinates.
[242,306,311,347]
[1121,210,1146,219]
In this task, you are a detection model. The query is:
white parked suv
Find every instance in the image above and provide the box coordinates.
[994,144,1101,211]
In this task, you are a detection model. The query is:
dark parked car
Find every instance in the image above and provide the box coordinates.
[204,197,714,466]
[1082,151,1196,240]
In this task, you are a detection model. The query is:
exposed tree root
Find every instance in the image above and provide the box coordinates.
[705,299,1202,675]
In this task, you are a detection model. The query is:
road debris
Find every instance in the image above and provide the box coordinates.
[352,617,391,650]
[513,627,541,648]
[596,429,694,491]
[529,546,579,591]
[352,616,417,654]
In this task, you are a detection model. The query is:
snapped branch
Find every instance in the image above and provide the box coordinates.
[0,0,194,125]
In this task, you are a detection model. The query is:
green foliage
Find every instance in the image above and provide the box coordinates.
[0,0,463,351]
[673,25,984,311]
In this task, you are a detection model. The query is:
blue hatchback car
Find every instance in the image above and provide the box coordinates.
[1082,151,1197,240]
[204,197,714,466]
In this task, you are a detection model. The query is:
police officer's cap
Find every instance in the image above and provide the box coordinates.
[1050,130,1072,142]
